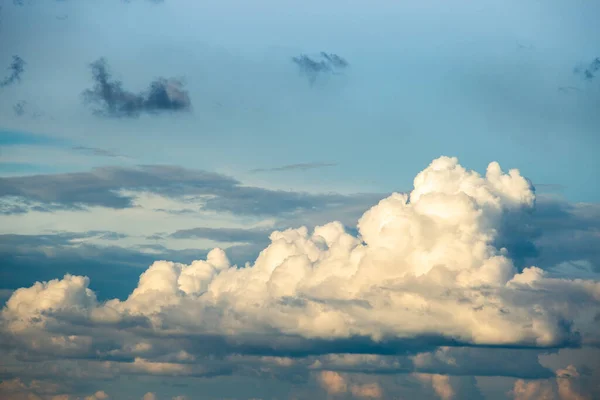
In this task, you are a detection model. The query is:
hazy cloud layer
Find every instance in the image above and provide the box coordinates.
[250,162,337,173]
[82,58,191,118]
[170,226,271,244]
[0,165,383,216]
[292,52,349,85]
[0,55,25,88]
[71,146,127,159]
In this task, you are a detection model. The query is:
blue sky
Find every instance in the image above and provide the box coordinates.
[0,1,599,400]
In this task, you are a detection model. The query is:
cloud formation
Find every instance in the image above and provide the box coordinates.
[3,157,599,349]
[511,365,592,400]
[82,58,191,118]
[0,55,25,88]
[292,52,349,85]
[1,157,599,398]
[0,165,381,216]
[574,57,600,80]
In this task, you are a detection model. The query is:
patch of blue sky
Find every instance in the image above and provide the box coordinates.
[0,129,67,147]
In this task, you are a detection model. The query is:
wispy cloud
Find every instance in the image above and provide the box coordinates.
[71,146,130,159]
[0,165,383,215]
[82,58,191,118]
[250,162,337,173]
[574,57,600,80]
[0,55,25,88]
[292,52,349,85]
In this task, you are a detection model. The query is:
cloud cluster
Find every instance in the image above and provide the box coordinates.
[0,378,109,400]
[292,52,349,85]
[318,371,382,398]
[511,365,592,400]
[0,55,25,88]
[1,157,599,398]
[82,58,191,118]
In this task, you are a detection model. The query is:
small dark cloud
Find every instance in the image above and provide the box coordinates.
[82,58,191,118]
[292,52,349,85]
[13,100,26,116]
[557,86,581,94]
[0,55,25,88]
[71,146,126,158]
[574,57,600,80]
[250,162,337,173]
[516,42,535,51]
[11,101,43,119]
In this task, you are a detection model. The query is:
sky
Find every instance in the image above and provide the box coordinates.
[0,0,599,399]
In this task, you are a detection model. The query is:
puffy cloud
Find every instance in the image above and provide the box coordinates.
[556,365,590,400]
[84,392,109,400]
[511,379,555,400]
[350,382,383,399]
[1,157,599,397]
[317,371,382,398]
[415,374,455,400]
[510,365,591,400]
[141,394,156,400]
[318,371,347,394]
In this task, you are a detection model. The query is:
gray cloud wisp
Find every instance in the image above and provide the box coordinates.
[82,58,191,118]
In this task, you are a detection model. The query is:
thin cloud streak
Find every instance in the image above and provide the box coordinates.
[250,162,337,173]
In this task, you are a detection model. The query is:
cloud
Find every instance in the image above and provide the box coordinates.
[71,146,127,159]
[13,100,27,116]
[82,58,191,118]
[574,57,600,81]
[292,52,349,85]
[1,157,599,399]
[170,227,271,244]
[250,162,337,173]
[0,165,383,216]
[0,55,25,88]
[510,365,592,400]
[415,374,455,400]
[318,371,347,394]
[318,371,382,398]
[0,378,109,400]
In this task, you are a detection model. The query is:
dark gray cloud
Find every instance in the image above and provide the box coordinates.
[250,162,337,173]
[292,52,349,85]
[82,58,191,118]
[575,57,600,80]
[495,195,600,273]
[0,55,25,88]
[0,165,384,216]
